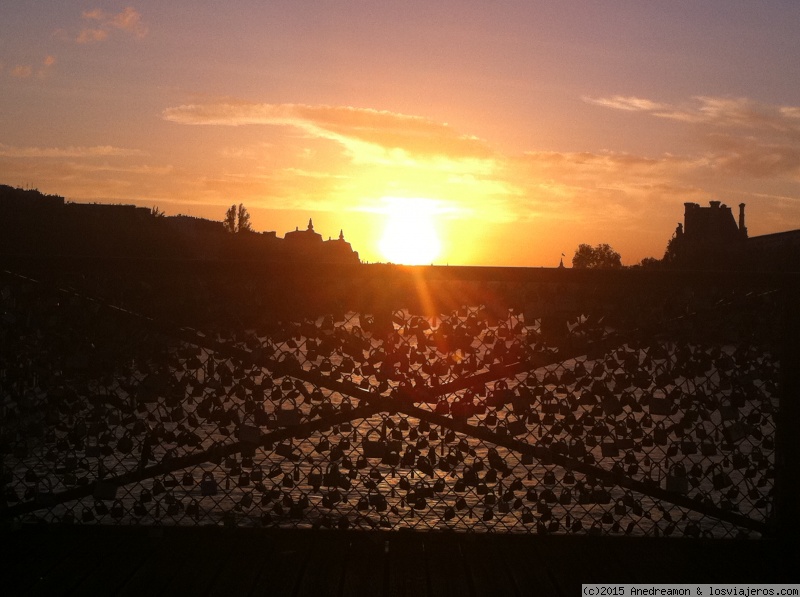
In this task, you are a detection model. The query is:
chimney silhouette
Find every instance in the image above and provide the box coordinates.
[739,203,747,238]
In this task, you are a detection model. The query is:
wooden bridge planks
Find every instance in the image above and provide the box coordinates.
[1,525,798,596]
[340,533,387,597]
[459,533,519,597]
[495,535,563,597]
[241,530,312,596]
[422,533,473,597]
[385,531,430,597]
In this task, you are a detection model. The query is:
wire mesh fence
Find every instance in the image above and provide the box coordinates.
[0,262,792,538]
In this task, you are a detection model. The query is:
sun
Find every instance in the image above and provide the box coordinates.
[379,197,442,265]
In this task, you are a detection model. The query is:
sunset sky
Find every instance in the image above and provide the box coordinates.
[2,2,800,266]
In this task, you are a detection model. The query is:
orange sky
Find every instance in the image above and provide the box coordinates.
[2,2,800,265]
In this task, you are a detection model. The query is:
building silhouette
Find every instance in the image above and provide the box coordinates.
[667,200,799,270]
[0,185,360,264]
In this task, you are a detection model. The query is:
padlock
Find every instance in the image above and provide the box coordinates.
[601,440,619,458]
[665,463,689,494]
[153,478,166,495]
[200,471,218,496]
[507,418,527,437]
[186,499,200,517]
[521,507,534,524]
[276,395,302,427]
[680,439,697,455]
[711,465,732,490]
[416,456,434,477]
[116,433,134,454]
[323,463,341,487]
[648,392,673,416]
[110,499,125,519]
[359,428,386,460]
[381,449,400,467]
[558,488,572,505]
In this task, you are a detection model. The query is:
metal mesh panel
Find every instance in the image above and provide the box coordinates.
[0,267,784,538]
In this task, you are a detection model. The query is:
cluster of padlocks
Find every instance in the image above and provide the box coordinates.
[0,269,780,537]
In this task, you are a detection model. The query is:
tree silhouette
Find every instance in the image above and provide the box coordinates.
[237,203,252,233]
[224,205,237,233]
[223,203,252,233]
[572,243,622,269]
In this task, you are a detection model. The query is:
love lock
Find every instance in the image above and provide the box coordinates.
[276,393,302,427]
[680,438,697,455]
[653,422,669,445]
[487,380,514,409]
[381,449,400,467]
[710,464,732,490]
[601,440,619,458]
[648,392,673,416]
[415,479,434,499]
[308,464,324,491]
[186,499,200,517]
[275,440,296,459]
[322,488,342,508]
[110,499,125,519]
[614,499,627,516]
[521,507,534,524]
[117,433,134,454]
[416,456,434,477]
[362,429,386,459]
[200,471,218,496]
[370,491,388,511]
[506,418,527,437]
[665,463,689,494]
[240,492,253,509]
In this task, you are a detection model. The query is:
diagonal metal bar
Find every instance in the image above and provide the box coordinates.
[383,393,769,535]
[0,402,384,520]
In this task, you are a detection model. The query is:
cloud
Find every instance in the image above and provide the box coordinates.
[585,95,800,137]
[583,96,670,112]
[703,133,800,178]
[10,65,33,78]
[163,102,493,161]
[77,28,109,44]
[583,94,800,182]
[77,6,147,43]
[0,144,146,158]
[4,55,57,79]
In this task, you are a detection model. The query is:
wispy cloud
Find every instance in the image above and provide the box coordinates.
[0,144,146,158]
[77,6,147,44]
[583,96,670,112]
[583,94,800,181]
[5,55,57,79]
[10,65,33,78]
[163,102,494,161]
[76,28,108,44]
[584,94,800,136]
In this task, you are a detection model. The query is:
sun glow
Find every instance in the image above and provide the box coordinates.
[378,197,442,265]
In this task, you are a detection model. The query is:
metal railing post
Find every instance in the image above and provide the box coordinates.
[775,279,800,543]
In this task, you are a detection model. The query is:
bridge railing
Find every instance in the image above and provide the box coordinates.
[1,260,797,539]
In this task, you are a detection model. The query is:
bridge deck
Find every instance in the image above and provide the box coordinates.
[2,526,797,596]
